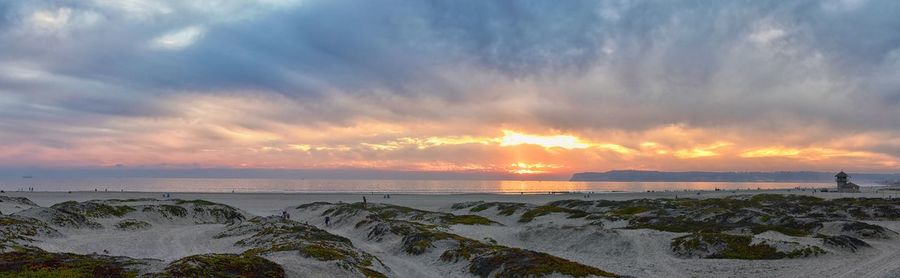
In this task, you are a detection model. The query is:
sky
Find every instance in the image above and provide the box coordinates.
[1,0,899,179]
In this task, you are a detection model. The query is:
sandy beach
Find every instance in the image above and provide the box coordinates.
[5,187,891,216]
[3,188,900,277]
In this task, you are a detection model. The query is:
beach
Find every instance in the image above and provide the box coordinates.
[5,187,885,216]
[3,188,900,277]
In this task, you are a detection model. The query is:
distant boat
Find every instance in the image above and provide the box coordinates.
[22,176,33,179]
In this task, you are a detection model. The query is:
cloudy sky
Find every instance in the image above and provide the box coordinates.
[1,0,899,179]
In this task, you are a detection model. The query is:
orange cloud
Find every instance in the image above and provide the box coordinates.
[3,93,898,176]
[499,130,591,150]
[740,147,802,158]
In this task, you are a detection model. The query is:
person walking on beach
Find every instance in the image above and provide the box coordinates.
[363,196,367,205]
[325,216,331,226]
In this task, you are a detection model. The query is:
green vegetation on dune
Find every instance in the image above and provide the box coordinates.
[610,205,651,216]
[465,202,527,216]
[51,201,136,218]
[174,199,218,206]
[0,215,60,250]
[544,194,900,242]
[442,214,497,225]
[519,206,589,223]
[162,253,284,278]
[46,199,244,225]
[114,219,151,231]
[821,234,871,252]
[469,248,618,278]
[0,247,146,278]
[219,216,386,277]
[301,244,347,261]
[358,266,389,278]
[321,202,497,226]
[151,204,188,218]
[671,232,824,260]
[314,202,618,277]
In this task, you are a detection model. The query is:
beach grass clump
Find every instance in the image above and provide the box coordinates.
[114,219,151,231]
[552,195,900,231]
[321,202,498,227]
[749,194,789,204]
[319,202,617,277]
[440,237,499,263]
[110,206,136,217]
[468,248,618,278]
[548,199,595,209]
[0,247,145,277]
[840,221,897,239]
[174,199,218,206]
[460,202,527,216]
[300,244,347,261]
[19,207,103,229]
[750,223,817,237]
[145,204,188,218]
[671,232,810,260]
[821,235,870,252]
[519,206,589,223]
[51,201,136,218]
[158,199,247,224]
[628,216,717,233]
[784,246,826,258]
[671,233,766,259]
[190,205,245,224]
[0,215,56,237]
[221,216,387,277]
[0,215,61,250]
[163,253,284,278]
[161,205,187,218]
[384,220,619,277]
[451,201,481,210]
[400,228,452,255]
[610,205,651,216]
[358,267,388,278]
[442,215,497,226]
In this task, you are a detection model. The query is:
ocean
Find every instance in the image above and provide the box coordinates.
[0,177,839,193]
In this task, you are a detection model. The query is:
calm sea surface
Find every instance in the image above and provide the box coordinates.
[0,177,839,193]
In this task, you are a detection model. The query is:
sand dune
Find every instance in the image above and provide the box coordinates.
[3,188,900,277]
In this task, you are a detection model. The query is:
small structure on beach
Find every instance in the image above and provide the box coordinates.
[836,171,860,193]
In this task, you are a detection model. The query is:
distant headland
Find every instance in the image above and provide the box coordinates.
[570,170,900,183]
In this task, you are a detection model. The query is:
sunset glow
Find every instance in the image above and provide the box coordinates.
[1,1,899,179]
[508,162,562,175]
[499,130,590,150]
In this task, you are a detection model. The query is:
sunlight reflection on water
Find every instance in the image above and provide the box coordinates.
[0,178,836,193]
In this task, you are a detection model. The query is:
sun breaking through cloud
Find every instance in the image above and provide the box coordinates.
[0,0,899,178]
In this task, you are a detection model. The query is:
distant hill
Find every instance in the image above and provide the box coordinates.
[570,170,900,183]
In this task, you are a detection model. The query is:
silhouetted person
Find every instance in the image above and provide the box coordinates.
[363,196,367,205]
[325,216,331,226]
